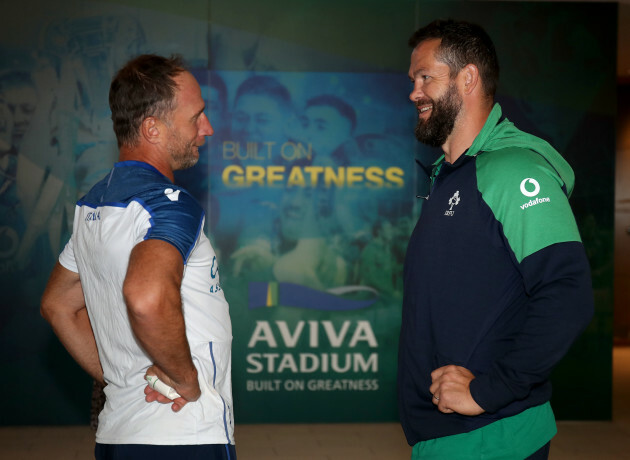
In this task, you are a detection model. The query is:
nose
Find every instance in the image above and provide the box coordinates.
[198,112,214,137]
[409,81,423,103]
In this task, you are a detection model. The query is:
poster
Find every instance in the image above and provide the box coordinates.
[0,0,616,424]
[176,69,416,421]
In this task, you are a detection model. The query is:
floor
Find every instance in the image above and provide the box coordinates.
[1,347,629,460]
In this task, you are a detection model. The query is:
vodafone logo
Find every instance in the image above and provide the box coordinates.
[520,178,540,197]
[519,178,551,211]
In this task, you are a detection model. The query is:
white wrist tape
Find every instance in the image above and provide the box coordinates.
[145,374,181,400]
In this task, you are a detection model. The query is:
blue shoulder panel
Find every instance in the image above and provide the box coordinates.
[141,188,204,262]
[78,161,204,262]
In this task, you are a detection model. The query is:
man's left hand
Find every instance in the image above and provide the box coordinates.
[429,365,485,416]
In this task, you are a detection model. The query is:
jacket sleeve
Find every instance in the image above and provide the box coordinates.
[471,147,594,412]
[469,241,594,413]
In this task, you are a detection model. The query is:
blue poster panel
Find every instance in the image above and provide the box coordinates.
[175,69,417,421]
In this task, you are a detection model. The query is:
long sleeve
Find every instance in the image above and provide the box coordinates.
[470,241,594,412]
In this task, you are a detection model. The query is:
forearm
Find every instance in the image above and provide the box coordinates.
[41,262,104,384]
[127,294,198,387]
[124,239,198,394]
[470,242,594,412]
[45,307,104,383]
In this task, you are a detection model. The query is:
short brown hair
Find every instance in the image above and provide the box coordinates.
[409,19,500,100]
[109,54,186,148]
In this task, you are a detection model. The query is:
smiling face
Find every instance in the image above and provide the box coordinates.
[165,71,213,170]
[408,39,463,148]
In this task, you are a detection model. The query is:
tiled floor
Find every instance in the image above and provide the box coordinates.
[1,347,629,460]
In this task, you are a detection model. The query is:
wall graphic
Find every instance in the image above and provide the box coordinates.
[180,69,415,421]
[0,0,616,424]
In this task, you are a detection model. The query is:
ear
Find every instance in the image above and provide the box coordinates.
[141,117,161,144]
[460,64,480,96]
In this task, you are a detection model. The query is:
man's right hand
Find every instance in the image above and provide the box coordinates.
[429,365,485,416]
[144,364,200,412]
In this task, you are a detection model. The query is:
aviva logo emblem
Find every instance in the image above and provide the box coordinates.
[249,282,378,311]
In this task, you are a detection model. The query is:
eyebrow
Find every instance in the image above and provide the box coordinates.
[411,68,428,78]
[192,105,206,120]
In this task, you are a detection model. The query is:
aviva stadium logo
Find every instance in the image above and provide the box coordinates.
[249,282,379,311]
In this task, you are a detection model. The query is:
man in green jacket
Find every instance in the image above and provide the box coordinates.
[398,19,594,460]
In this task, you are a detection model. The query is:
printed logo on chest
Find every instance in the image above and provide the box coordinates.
[210,255,222,294]
[444,190,460,216]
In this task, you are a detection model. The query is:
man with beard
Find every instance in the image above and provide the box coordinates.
[41,55,236,460]
[397,20,593,459]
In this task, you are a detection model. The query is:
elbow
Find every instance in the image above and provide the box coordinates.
[40,293,55,324]
[123,280,172,321]
[40,304,49,323]
[123,281,152,320]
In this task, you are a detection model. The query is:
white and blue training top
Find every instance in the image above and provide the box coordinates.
[59,160,234,445]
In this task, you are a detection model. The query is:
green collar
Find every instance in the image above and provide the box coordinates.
[430,103,574,196]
